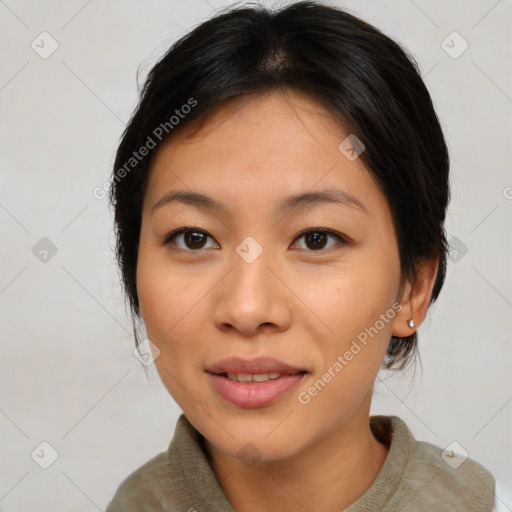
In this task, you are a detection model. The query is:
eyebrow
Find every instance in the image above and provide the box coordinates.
[151,186,369,216]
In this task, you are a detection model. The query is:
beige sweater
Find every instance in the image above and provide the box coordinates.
[106,414,496,511]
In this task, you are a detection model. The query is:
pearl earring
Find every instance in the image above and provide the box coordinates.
[408,319,415,328]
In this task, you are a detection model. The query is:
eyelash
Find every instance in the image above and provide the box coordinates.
[163,227,348,253]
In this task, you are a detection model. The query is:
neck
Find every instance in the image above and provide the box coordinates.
[205,407,389,512]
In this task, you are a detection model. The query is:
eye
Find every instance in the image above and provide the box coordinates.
[164,227,347,252]
[164,228,219,251]
[291,229,347,251]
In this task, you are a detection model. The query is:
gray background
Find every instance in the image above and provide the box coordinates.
[0,0,511,510]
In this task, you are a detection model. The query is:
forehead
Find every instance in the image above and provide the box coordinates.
[143,90,388,220]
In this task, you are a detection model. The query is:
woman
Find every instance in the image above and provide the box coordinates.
[105,2,500,510]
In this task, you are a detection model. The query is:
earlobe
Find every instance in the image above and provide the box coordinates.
[391,257,439,338]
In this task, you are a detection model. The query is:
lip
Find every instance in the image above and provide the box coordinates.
[206,357,307,408]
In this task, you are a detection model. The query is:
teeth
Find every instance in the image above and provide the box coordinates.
[253,373,271,382]
[226,372,283,383]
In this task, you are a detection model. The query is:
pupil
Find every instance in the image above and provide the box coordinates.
[186,231,206,249]
[307,232,326,250]
[183,231,328,250]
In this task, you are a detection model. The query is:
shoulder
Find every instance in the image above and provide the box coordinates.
[389,416,496,511]
[104,414,232,512]
[411,438,494,491]
[105,450,180,512]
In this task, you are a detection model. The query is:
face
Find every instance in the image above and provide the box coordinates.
[137,90,404,462]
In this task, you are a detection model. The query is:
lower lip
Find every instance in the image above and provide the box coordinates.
[208,373,306,408]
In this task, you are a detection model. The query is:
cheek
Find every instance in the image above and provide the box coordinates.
[136,250,209,406]
[304,246,401,399]
[136,246,214,367]
[136,259,172,333]
[297,269,398,415]
[321,259,400,339]
[136,245,188,348]
[137,240,193,327]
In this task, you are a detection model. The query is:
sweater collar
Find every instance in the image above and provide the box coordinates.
[168,413,411,511]
[345,415,411,511]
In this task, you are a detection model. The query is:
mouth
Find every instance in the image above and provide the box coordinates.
[210,371,307,383]
[206,356,307,376]
[206,357,308,408]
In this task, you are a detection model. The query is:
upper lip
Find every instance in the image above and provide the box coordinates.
[206,357,307,375]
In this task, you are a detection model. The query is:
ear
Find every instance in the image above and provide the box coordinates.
[392,256,439,337]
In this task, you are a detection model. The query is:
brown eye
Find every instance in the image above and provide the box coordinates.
[292,229,346,251]
[183,231,208,249]
[164,227,347,253]
[165,228,218,251]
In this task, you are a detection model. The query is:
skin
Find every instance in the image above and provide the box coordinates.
[136,90,438,511]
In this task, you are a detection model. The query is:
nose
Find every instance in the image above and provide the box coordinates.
[211,239,292,337]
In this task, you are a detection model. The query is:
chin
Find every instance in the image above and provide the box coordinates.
[196,414,307,462]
